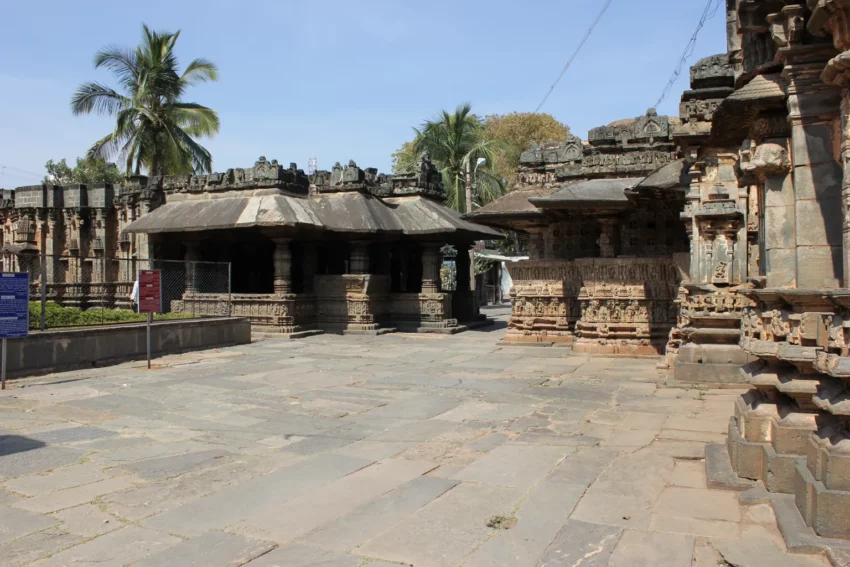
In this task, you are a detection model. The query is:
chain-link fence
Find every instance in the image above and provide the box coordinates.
[5,254,231,330]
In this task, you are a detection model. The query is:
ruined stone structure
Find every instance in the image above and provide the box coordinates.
[467,111,689,355]
[0,156,499,334]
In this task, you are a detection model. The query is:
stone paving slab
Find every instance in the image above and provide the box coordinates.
[142,453,372,537]
[29,525,181,567]
[355,482,523,567]
[0,307,833,567]
[0,506,57,544]
[300,475,459,551]
[132,531,277,567]
[538,519,622,567]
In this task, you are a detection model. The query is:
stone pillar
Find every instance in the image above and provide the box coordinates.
[350,241,370,274]
[91,209,106,284]
[421,243,440,294]
[455,243,471,292]
[272,237,292,295]
[783,62,843,288]
[184,241,201,295]
[527,232,544,260]
[599,218,618,258]
[302,242,316,293]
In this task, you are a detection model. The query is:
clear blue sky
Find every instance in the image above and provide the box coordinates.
[0,0,727,188]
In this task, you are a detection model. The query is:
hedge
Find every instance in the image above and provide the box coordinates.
[29,302,192,330]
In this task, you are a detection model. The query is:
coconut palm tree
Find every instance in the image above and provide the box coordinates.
[412,103,504,214]
[71,24,220,176]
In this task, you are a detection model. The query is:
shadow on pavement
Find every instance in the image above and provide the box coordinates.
[0,435,47,457]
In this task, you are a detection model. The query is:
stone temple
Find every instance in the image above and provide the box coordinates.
[0,156,499,334]
[466,0,850,548]
[7,0,850,549]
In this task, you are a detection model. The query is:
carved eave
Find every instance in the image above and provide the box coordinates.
[808,0,850,50]
[711,73,788,145]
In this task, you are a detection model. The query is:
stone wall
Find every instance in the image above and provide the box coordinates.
[3,317,251,378]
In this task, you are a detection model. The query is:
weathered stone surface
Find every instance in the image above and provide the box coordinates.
[120,449,231,480]
[51,503,124,537]
[463,481,585,567]
[29,426,115,445]
[0,528,82,567]
[452,444,569,489]
[0,507,57,544]
[2,462,110,496]
[300,475,458,551]
[607,529,695,567]
[242,543,360,567]
[29,526,181,567]
[13,476,139,513]
[538,520,622,567]
[355,483,522,567]
[230,458,436,542]
[142,454,372,536]
[0,445,86,479]
[653,487,741,522]
[546,447,620,486]
[132,531,277,567]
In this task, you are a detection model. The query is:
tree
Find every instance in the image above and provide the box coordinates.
[412,103,504,214]
[71,24,220,176]
[391,141,419,175]
[44,157,124,185]
[482,112,570,188]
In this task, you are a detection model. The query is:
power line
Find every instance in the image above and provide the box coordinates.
[534,0,614,113]
[652,0,721,109]
[0,165,43,178]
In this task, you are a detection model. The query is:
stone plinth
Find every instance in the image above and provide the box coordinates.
[670,284,755,384]
[502,257,680,354]
[725,288,850,539]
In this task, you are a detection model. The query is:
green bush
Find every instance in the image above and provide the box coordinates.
[29,302,193,330]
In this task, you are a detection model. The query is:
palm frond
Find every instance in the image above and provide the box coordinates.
[71,83,130,116]
[181,58,219,85]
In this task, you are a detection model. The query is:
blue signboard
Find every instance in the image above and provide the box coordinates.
[0,273,29,338]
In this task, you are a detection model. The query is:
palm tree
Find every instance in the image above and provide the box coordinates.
[413,103,504,214]
[71,24,220,176]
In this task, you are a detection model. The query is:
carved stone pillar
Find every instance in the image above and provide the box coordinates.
[350,241,370,274]
[455,243,471,292]
[184,241,201,295]
[272,237,292,295]
[598,218,618,258]
[783,61,843,288]
[421,243,440,294]
[91,209,106,284]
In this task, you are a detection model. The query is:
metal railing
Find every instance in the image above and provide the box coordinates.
[5,254,231,331]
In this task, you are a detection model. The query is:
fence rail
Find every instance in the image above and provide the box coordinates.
[7,254,231,331]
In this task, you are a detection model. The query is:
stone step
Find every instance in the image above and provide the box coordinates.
[705,443,758,491]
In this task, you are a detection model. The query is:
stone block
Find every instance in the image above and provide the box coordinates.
[791,123,837,167]
[765,248,796,288]
[795,198,842,247]
[120,449,231,480]
[764,173,794,208]
[765,205,796,250]
[766,453,803,494]
[792,162,842,201]
[29,525,181,567]
[453,444,570,489]
[813,484,850,540]
[796,245,842,288]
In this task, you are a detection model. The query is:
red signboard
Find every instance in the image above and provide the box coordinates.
[138,270,162,313]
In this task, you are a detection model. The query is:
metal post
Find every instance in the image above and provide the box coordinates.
[40,254,47,331]
[227,262,232,317]
[146,312,152,369]
[2,338,6,390]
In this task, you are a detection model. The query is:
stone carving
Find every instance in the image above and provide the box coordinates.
[690,53,733,84]
[743,142,791,176]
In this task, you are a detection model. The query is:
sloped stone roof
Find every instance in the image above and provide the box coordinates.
[123,191,501,240]
[528,178,643,210]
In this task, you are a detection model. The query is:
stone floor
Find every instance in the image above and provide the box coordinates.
[0,307,832,567]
